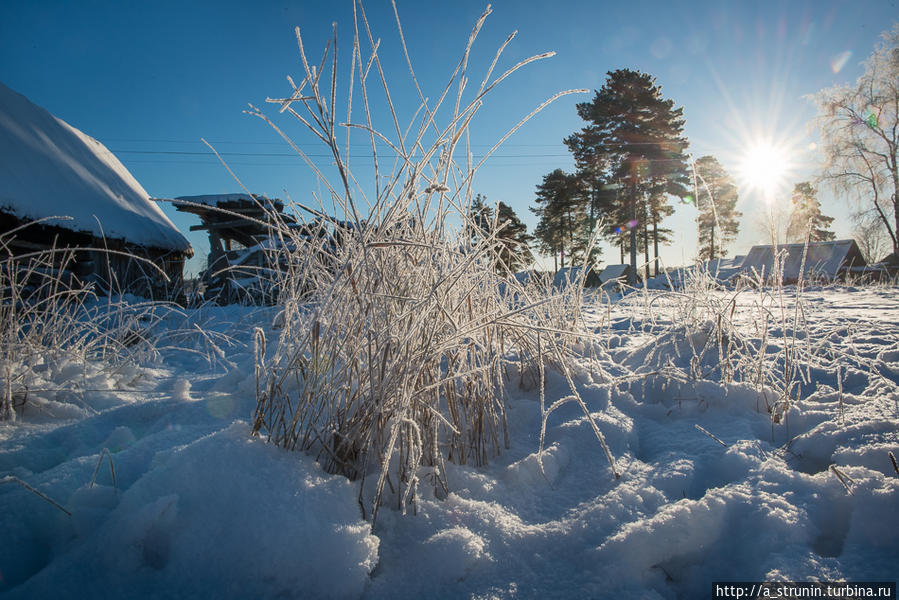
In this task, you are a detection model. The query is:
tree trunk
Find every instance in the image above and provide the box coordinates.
[642,220,650,282]
[891,157,899,253]
[567,208,574,267]
[869,186,896,253]
[628,190,638,285]
[559,213,566,270]
[652,218,660,276]
[893,191,899,254]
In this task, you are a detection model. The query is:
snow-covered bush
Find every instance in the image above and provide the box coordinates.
[248,5,616,522]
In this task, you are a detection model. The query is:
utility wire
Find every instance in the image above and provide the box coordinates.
[111,149,573,158]
[104,137,687,148]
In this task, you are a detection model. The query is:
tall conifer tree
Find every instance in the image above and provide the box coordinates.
[531,169,585,271]
[467,193,494,243]
[495,201,534,272]
[565,69,690,282]
[694,155,741,260]
[786,182,835,243]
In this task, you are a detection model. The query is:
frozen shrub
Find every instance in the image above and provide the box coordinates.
[249,3,617,522]
[0,225,197,421]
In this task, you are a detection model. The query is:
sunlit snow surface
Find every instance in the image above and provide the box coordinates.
[2,287,897,598]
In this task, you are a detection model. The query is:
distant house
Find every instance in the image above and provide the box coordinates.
[512,270,551,287]
[552,265,601,289]
[0,82,192,298]
[877,252,899,274]
[738,240,867,284]
[170,193,295,252]
[551,264,635,292]
[597,264,634,290]
[701,257,744,281]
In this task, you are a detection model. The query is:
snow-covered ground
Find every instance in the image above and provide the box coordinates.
[2,286,897,598]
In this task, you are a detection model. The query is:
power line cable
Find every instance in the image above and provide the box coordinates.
[102,137,688,149]
[110,149,577,158]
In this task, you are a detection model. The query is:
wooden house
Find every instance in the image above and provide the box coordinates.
[738,240,867,284]
[0,82,192,298]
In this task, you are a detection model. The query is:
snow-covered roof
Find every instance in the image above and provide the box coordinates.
[701,258,743,281]
[740,239,866,282]
[0,82,190,253]
[706,257,742,272]
[174,193,278,208]
[598,264,630,283]
[552,266,601,289]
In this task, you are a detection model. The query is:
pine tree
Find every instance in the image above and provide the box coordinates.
[647,183,675,275]
[786,182,835,243]
[568,157,614,267]
[469,195,533,272]
[531,169,585,271]
[467,193,494,243]
[565,69,690,283]
[495,201,534,272]
[693,155,741,260]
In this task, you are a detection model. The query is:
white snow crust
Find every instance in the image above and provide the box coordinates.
[1,287,897,598]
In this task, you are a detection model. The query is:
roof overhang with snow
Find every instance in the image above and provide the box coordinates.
[0,82,191,254]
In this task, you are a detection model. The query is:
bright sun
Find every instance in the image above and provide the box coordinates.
[739,142,791,200]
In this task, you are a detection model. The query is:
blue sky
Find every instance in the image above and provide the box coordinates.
[2,0,896,273]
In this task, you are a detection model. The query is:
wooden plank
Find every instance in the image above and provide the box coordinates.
[193,219,265,231]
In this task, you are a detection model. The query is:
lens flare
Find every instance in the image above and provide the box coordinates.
[830,50,852,73]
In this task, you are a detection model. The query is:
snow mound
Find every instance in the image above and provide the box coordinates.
[504,442,569,487]
[4,423,378,599]
[422,526,490,582]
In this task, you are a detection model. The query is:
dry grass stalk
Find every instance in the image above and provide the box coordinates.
[90,448,118,493]
[695,424,728,447]
[829,464,855,495]
[0,475,72,516]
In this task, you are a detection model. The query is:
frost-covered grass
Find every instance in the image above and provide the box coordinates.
[1,235,160,423]
[615,260,897,434]
[246,4,611,523]
[0,225,245,426]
